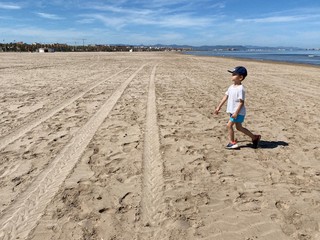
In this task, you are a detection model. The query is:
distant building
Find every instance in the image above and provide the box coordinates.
[38,48,54,53]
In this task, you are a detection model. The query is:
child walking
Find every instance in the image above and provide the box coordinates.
[214,66,261,149]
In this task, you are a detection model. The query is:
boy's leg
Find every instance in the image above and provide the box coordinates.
[227,120,236,142]
[235,122,261,148]
[235,123,255,139]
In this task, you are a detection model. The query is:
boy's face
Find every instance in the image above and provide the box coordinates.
[231,73,244,83]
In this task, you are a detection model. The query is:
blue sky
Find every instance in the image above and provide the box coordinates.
[0,0,320,48]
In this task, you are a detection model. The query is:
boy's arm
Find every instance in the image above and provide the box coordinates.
[214,94,228,114]
[231,99,244,118]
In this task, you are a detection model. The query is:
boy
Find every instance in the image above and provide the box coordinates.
[214,66,261,149]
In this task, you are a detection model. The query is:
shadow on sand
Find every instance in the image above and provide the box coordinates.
[241,140,289,149]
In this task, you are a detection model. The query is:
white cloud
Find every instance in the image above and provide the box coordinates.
[77,18,95,24]
[36,12,64,20]
[236,16,304,23]
[0,3,21,9]
[89,4,153,16]
[0,16,11,19]
[129,13,212,28]
[0,26,87,43]
[80,14,133,29]
[81,9,213,29]
[235,9,320,24]
[84,1,216,28]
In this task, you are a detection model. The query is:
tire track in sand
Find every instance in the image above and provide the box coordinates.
[0,67,129,151]
[0,64,146,240]
[140,65,166,238]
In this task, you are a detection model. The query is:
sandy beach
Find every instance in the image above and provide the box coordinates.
[0,52,319,240]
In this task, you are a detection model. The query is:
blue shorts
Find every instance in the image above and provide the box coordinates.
[230,114,245,123]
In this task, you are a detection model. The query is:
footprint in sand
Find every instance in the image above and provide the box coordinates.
[275,200,318,238]
[233,191,264,212]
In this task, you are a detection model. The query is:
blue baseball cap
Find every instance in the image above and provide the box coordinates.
[228,66,247,77]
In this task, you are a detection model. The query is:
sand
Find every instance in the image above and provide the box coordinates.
[0,52,319,240]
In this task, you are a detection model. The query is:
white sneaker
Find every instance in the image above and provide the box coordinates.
[226,142,239,149]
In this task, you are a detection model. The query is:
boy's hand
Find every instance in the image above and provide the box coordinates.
[214,107,220,115]
[231,113,238,118]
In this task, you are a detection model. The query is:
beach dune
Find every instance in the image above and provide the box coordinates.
[0,52,319,240]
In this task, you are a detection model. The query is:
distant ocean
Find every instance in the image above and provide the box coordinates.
[184,50,320,66]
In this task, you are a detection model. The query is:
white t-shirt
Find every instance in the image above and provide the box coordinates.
[225,84,246,116]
